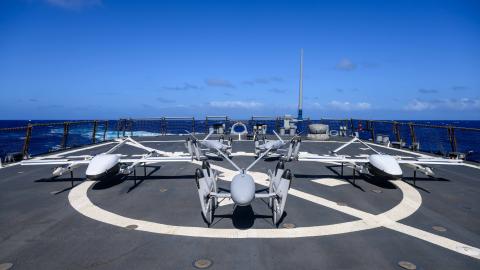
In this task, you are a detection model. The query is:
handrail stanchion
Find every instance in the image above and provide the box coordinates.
[103,120,108,142]
[394,121,401,142]
[61,122,70,149]
[192,117,195,134]
[409,122,416,145]
[129,118,133,137]
[370,121,375,142]
[448,126,458,153]
[92,120,98,144]
[22,124,33,158]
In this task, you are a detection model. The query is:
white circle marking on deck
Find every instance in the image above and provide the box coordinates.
[69,162,419,238]
[68,162,480,260]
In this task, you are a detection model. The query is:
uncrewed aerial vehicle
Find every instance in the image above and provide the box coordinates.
[255,130,301,160]
[185,130,232,158]
[21,137,195,181]
[194,146,293,226]
[297,136,464,181]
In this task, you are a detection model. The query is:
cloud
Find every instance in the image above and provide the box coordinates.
[208,100,263,109]
[443,98,480,110]
[268,88,287,94]
[452,86,468,91]
[45,0,101,9]
[335,88,359,93]
[141,103,154,109]
[404,98,480,111]
[327,100,372,110]
[336,58,356,71]
[205,79,235,88]
[418,88,438,94]
[404,99,436,111]
[162,83,201,91]
[156,97,174,103]
[243,76,283,86]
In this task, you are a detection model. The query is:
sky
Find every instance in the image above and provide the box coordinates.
[0,0,479,120]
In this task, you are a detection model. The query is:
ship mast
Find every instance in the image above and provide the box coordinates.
[297,48,304,120]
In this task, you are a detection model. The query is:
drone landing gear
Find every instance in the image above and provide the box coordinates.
[269,161,292,226]
[132,164,148,186]
[196,161,218,226]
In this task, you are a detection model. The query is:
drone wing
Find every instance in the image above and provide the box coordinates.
[272,130,285,144]
[297,153,369,164]
[246,146,273,171]
[203,130,214,141]
[119,156,193,164]
[332,136,381,155]
[21,159,91,166]
[214,148,242,172]
[397,157,463,166]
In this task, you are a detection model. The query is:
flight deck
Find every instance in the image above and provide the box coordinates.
[0,135,479,270]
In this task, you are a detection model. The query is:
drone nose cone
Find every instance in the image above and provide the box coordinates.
[230,174,255,206]
[85,154,120,180]
[369,154,403,178]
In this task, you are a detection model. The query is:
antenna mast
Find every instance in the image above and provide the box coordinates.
[297,48,304,120]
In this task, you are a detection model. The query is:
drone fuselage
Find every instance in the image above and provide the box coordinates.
[367,154,403,178]
[259,140,284,151]
[85,154,120,180]
[230,173,256,206]
[202,140,229,151]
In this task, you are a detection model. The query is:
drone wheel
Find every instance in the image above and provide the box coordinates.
[202,161,211,177]
[195,168,203,189]
[213,196,218,209]
[273,198,279,225]
[282,169,292,180]
[206,198,214,225]
[275,161,285,175]
[283,169,293,189]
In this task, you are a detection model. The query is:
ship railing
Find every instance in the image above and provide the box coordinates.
[1,118,479,163]
[204,116,230,134]
[347,119,480,160]
[249,116,281,134]
[0,120,109,161]
[118,117,196,136]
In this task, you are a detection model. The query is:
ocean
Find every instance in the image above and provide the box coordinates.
[0,120,479,162]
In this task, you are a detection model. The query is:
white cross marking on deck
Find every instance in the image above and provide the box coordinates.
[311,178,348,187]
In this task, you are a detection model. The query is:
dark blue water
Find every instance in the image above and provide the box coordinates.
[0,120,479,162]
